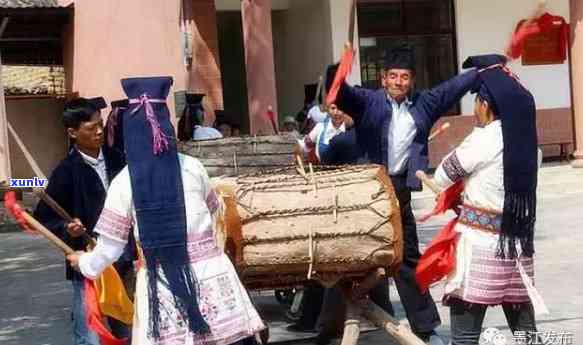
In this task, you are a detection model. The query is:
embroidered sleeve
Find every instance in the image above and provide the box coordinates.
[94,168,133,244]
[441,152,468,183]
[94,208,132,243]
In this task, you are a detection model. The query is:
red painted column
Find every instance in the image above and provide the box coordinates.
[570,0,583,166]
[241,0,279,135]
[184,0,224,125]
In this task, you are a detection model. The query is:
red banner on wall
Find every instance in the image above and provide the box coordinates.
[508,13,569,66]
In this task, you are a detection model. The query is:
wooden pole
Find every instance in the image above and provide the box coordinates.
[347,0,357,45]
[315,75,323,109]
[415,170,442,194]
[353,267,386,298]
[32,189,96,246]
[0,52,11,184]
[428,122,450,142]
[22,210,75,255]
[363,301,426,345]
[34,189,71,221]
[7,121,46,179]
[340,299,360,345]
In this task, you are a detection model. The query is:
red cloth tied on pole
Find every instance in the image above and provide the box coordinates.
[85,279,128,345]
[326,48,354,106]
[415,181,464,293]
[4,191,34,233]
[265,106,279,135]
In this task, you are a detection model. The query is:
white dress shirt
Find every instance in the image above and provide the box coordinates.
[387,96,417,175]
[307,105,328,124]
[297,119,346,159]
[78,148,109,190]
[193,125,223,140]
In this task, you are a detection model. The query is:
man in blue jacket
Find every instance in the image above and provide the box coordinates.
[335,46,504,343]
[34,97,132,345]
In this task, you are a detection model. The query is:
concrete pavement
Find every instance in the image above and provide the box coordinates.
[1,163,582,345]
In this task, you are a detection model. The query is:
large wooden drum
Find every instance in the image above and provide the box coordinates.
[178,134,297,177]
[214,164,403,290]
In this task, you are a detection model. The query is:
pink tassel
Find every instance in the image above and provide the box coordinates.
[130,94,169,155]
[106,108,119,148]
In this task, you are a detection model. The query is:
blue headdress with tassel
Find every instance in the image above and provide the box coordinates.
[463,56,538,259]
[121,76,209,338]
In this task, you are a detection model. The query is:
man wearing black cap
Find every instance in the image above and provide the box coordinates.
[34,97,126,345]
[333,45,505,343]
[177,93,222,141]
[430,57,542,345]
[297,83,320,134]
[104,99,129,159]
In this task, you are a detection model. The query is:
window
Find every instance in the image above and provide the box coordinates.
[358,0,459,114]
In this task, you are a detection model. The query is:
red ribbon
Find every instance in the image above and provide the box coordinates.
[326,48,354,106]
[3,191,34,233]
[415,181,464,293]
[265,108,279,135]
[84,279,128,345]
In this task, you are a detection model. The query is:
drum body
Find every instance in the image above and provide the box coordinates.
[215,165,403,289]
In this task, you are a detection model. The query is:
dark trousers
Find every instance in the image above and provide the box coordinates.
[298,284,325,329]
[369,174,441,336]
[450,298,537,345]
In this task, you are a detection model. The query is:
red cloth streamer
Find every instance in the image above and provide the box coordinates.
[507,12,569,60]
[415,181,464,293]
[84,279,128,345]
[326,48,354,106]
[4,191,34,233]
[265,108,279,135]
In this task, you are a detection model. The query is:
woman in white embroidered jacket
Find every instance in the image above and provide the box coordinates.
[430,57,544,345]
[67,77,264,345]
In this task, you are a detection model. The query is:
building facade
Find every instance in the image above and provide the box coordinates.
[2,0,582,179]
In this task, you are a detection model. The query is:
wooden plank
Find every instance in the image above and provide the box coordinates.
[0,53,12,184]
